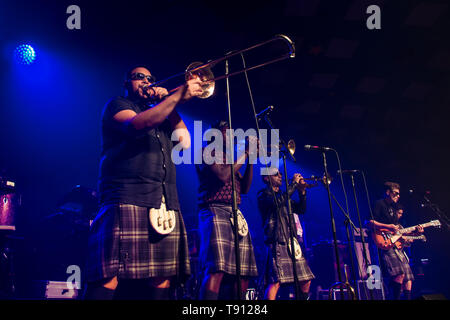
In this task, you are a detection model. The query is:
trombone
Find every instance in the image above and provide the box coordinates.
[147,34,295,98]
[303,174,333,186]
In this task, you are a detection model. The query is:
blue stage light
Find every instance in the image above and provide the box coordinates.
[14,44,36,65]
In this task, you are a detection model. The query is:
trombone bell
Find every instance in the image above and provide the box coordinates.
[266,139,296,157]
[186,61,215,99]
[287,139,296,156]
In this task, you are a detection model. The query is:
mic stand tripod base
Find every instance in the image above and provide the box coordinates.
[328,282,356,300]
[328,266,356,300]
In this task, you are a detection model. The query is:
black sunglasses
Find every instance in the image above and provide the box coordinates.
[130,72,156,83]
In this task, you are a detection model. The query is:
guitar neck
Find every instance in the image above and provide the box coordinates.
[399,221,434,234]
[403,235,425,241]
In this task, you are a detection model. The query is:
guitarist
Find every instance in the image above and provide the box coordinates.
[257,169,314,300]
[368,182,424,300]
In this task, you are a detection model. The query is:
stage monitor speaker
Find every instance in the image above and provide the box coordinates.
[45,281,79,299]
[31,280,79,299]
[417,294,447,300]
[330,288,354,300]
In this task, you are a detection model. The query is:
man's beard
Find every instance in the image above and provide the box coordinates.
[132,87,156,103]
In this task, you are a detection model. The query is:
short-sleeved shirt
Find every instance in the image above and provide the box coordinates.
[98,95,180,211]
[373,198,397,225]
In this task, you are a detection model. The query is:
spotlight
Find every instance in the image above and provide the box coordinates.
[14,44,36,65]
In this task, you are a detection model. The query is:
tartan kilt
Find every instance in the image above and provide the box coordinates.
[198,204,258,277]
[381,248,414,282]
[266,242,315,284]
[86,203,191,282]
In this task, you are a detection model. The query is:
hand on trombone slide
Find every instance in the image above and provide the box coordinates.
[143,76,205,103]
[176,76,205,102]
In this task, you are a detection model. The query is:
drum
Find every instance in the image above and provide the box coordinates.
[0,179,20,231]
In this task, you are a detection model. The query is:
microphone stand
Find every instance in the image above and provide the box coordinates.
[423,195,450,230]
[320,151,345,299]
[328,190,360,300]
[263,115,300,300]
[360,171,385,298]
[349,173,373,300]
[225,59,242,300]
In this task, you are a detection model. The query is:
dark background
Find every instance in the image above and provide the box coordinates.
[1,0,449,299]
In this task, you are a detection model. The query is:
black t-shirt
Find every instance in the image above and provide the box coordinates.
[373,198,397,225]
[98,96,180,210]
[257,185,306,244]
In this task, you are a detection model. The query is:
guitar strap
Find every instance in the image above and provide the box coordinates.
[402,250,410,264]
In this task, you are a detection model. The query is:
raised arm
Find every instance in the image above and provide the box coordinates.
[209,151,247,184]
[240,151,254,194]
[113,78,203,131]
[168,110,191,149]
[286,173,306,214]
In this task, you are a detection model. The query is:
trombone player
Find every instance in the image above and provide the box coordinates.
[84,66,203,300]
[257,168,315,300]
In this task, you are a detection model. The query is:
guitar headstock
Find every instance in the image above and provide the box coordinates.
[430,220,441,228]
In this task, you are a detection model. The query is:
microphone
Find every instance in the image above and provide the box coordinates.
[336,169,359,174]
[304,145,334,152]
[256,105,274,120]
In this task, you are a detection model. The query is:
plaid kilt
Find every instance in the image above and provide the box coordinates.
[198,204,258,277]
[381,248,414,282]
[265,242,315,284]
[86,203,191,282]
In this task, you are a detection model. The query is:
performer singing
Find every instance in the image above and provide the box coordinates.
[196,120,259,300]
[368,182,423,300]
[257,169,314,300]
[84,66,203,300]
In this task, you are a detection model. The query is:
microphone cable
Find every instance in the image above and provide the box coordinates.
[240,52,278,194]
[360,170,385,293]
[333,149,362,298]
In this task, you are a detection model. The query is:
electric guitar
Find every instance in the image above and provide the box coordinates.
[395,234,427,250]
[372,220,440,250]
